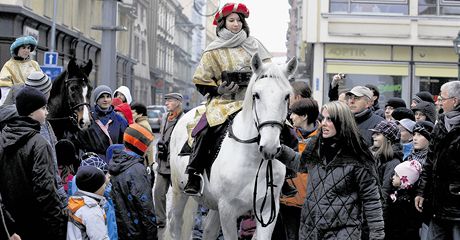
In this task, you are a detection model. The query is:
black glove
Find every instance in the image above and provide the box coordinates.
[157,141,167,161]
[217,81,239,95]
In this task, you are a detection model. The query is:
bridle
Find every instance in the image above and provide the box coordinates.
[47,74,91,126]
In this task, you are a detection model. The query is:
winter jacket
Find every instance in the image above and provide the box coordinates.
[416,106,460,221]
[298,138,384,240]
[355,109,385,147]
[386,188,423,240]
[109,150,157,240]
[402,141,413,160]
[0,104,17,130]
[157,111,183,175]
[66,191,109,240]
[0,116,67,240]
[73,105,127,162]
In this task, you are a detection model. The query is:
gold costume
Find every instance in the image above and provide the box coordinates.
[192,47,253,127]
[0,58,41,87]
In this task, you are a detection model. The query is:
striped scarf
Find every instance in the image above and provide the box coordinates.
[406,148,428,166]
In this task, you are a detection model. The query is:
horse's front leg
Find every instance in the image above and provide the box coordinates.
[218,201,241,240]
[202,209,221,240]
[167,189,189,240]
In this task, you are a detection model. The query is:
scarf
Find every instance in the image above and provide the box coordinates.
[406,148,428,166]
[204,28,272,61]
[167,109,183,122]
[444,107,460,132]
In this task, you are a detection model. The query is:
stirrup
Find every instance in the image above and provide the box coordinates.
[184,172,204,197]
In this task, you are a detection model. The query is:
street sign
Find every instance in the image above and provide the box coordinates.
[41,65,63,81]
[44,51,58,65]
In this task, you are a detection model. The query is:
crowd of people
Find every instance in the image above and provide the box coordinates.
[1,2,460,240]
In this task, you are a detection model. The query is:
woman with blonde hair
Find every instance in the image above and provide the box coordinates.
[277,101,384,239]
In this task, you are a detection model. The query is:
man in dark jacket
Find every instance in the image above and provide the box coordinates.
[346,86,384,147]
[0,87,67,240]
[155,93,184,230]
[415,80,460,240]
[109,123,157,240]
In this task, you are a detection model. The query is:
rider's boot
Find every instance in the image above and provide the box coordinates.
[184,172,202,195]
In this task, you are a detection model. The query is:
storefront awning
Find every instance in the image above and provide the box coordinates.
[415,65,458,78]
[326,62,409,76]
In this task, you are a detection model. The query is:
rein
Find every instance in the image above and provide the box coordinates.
[227,73,285,227]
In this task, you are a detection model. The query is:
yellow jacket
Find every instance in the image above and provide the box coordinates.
[0,58,41,87]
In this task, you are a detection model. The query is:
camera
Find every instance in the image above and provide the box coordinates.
[221,71,253,87]
[157,141,168,161]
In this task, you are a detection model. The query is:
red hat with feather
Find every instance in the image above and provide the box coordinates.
[213,3,249,26]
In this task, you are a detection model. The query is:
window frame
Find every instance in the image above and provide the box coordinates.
[330,0,409,14]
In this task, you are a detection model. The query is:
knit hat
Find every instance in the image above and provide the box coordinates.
[15,86,47,116]
[92,85,112,104]
[213,3,250,25]
[385,97,406,109]
[391,107,415,121]
[80,152,108,174]
[412,101,437,124]
[26,71,52,94]
[75,165,106,193]
[413,91,434,105]
[165,92,183,102]
[346,86,373,99]
[397,118,416,134]
[123,123,154,156]
[413,121,434,141]
[370,120,401,144]
[10,36,37,56]
[394,160,422,189]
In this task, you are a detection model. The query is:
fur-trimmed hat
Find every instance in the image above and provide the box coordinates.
[370,120,401,144]
[413,121,434,141]
[75,165,106,193]
[15,86,47,116]
[213,3,249,25]
[26,71,52,94]
[385,97,406,109]
[10,36,37,56]
[394,160,422,189]
[123,123,154,156]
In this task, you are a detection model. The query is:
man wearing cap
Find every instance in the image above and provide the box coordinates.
[0,87,67,239]
[346,86,384,147]
[415,81,460,239]
[154,92,184,230]
[0,36,41,105]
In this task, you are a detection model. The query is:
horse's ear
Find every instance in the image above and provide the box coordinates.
[68,58,78,73]
[83,59,93,76]
[251,53,263,75]
[284,57,298,79]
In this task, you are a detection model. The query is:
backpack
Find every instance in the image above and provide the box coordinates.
[67,196,106,240]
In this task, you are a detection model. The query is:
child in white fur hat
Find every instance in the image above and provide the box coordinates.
[386,160,423,240]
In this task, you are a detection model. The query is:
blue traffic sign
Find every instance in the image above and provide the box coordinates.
[44,51,58,65]
[41,65,63,81]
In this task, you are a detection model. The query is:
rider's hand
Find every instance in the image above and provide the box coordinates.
[218,81,239,95]
[415,196,424,212]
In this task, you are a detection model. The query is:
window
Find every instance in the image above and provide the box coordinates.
[330,0,409,15]
[419,0,460,15]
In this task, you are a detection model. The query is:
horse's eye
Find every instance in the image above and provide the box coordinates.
[253,93,260,100]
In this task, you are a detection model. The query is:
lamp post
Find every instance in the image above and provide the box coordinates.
[454,31,460,81]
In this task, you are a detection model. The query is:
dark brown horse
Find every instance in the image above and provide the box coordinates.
[47,58,93,140]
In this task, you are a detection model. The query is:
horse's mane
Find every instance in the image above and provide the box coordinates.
[241,62,292,118]
[49,70,68,99]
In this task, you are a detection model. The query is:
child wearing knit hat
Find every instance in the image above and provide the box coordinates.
[108,123,157,239]
[67,165,109,240]
[386,160,423,240]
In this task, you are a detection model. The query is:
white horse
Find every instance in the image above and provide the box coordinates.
[166,53,297,240]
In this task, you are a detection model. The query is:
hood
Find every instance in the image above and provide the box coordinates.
[114,86,132,104]
[0,104,18,130]
[0,116,40,149]
[108,150,143,176]
[412,101,437,124]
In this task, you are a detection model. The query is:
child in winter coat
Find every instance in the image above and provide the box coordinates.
[386,160,423,240]
[67,165,109,240]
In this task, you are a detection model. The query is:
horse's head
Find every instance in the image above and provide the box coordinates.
[49,58,93,130]
[243,53,297,159]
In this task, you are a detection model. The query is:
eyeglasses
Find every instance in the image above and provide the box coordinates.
[438,96,455,102]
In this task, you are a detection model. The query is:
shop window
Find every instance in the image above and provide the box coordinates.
[330,0,409,15]
[419,77,456,96]
[419,0,460,15]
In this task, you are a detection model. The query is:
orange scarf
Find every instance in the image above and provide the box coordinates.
[167,109,182,122]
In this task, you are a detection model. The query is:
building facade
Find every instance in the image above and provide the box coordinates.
[0,0,135,90]
[303,0,460,106]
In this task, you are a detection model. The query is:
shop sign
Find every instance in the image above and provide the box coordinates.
[325,44,391,61]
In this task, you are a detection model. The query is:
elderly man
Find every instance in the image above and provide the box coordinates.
[346,86,384,147]
[415,81,460,240]
[154,93,184,235]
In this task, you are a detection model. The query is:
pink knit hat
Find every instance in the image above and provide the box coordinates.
[394,160,422,189]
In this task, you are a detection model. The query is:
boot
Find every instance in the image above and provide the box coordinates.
[184,173,202,196]
[281,179,297,197]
